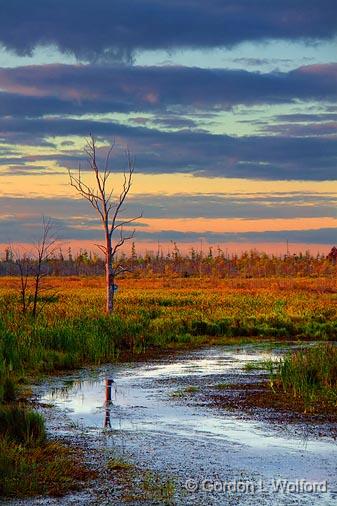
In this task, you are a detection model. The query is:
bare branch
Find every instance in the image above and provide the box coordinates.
[94,243,107,254]
[114,213,143,230]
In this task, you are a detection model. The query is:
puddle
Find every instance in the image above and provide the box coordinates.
[39,344,337,505]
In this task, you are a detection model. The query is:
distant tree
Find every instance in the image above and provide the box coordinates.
[327,246,337,265]
[4,247,13,262]
[69,135,141,314]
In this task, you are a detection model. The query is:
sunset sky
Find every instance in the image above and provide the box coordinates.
[0,1,336,255]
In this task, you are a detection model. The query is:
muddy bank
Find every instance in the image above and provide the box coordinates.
[193,380,337,438]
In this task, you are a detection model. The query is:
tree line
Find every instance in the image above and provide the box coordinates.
[1,243,336,279]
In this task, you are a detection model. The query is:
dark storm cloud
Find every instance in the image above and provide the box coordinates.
[0,1,336,61]
[0,64,337,116]
[1,117,336,180]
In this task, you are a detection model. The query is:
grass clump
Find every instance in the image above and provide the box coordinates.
[106,453,175,503]
[184,385,199,393]
[0,405,46,446]
[278,344,337,411]
[0,405,94,498]
[171,385,199,398]
[107,457,134,471]
[170,389,185,398]
[244,359,275,372]
[1,376,16,402]
[214,383,228,390]
[141,470,175,502]
[0,438,94,498]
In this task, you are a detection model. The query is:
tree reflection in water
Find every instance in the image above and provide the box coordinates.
[104,378,114,429]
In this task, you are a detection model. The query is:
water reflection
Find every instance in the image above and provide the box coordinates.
[39,344,337,506]
[41,345,336,454]
[104,378,114,429]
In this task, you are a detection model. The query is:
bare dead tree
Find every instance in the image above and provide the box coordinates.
[69,135,142,314]
[31,217,57,317]
[17,253,30,314]
[15,217,57,317]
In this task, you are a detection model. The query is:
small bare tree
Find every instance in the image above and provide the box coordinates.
[15,217,57,317]
[17,253,30,314]
[31,218,56,317]
[69,135,141,314]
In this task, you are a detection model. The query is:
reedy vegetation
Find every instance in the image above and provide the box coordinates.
[278,343,337,410]
[0,404,94,498]
[0,276,336,394]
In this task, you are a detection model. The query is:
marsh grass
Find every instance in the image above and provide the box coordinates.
[277,344,337,411]
[0,405,46,446]
[0,405,94,498]
[1,376,16,402]
[214,383,228,389]
[141,470,176,502]
[0,276,335,498]
[184,385,200,393]
[170,389,185,398]
[0,438,94,498]
[107,457,135,471]
[244,359,275,372]
[106,453,175,503]
[171,385,200,397]
[0,275,336,399]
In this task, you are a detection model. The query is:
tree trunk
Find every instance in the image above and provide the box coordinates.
[105,239,114,314]
[32,274,40,318]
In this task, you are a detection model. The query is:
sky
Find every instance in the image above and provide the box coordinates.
[0,0,336,255]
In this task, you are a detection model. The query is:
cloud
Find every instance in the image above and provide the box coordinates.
[0,63,336,181]
[1,117,336,180]
[0,91,131,117]
[129,193,337,219]
[138,228,337,244]
[0,1,336,61]
[0,192,336,222]
[0,193,335,245]
[0,214,145,244]
[231,57,296,67]
[0,63,337,116]
[0,213,335,245]
[0,164,51,175]
[262,122,337,137]
[275,113,337,122]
